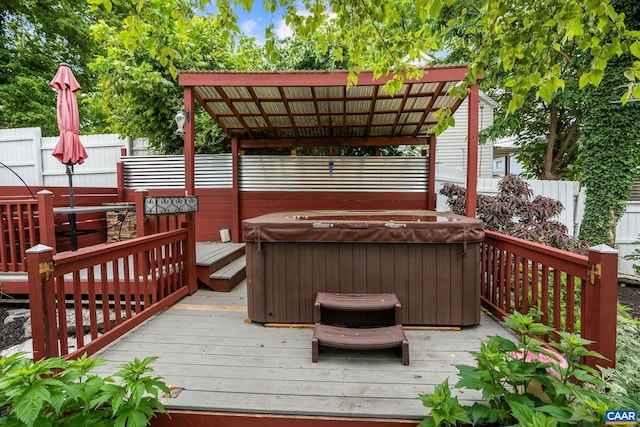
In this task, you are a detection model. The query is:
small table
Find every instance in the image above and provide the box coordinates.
[53,205,135,251]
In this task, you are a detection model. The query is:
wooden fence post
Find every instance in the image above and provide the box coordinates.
[37,190,56,255]
[582,244,618,369]
[26,244,59,360]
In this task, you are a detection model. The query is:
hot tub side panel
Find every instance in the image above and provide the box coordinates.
[245,241,481,326]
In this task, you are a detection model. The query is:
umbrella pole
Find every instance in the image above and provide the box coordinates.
[67,162,77,251]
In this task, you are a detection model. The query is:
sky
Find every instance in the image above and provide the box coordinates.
[204,1,295,42]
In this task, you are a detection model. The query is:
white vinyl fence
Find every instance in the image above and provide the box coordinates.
[0,127,134,187]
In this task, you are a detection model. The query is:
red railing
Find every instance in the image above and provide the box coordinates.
[0,198,39,272]
[481,230,618,368]
[27,227,196,360]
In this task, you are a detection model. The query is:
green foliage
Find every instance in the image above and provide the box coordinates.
[209,0,640,128]
[0,353,169,427]
[578,0,640,247]
[418,379,470,427]
[0,1,102,136]
[419,312,639,426]
[623,234,640,276]
[601,313,640,403]
[88,2,266,154]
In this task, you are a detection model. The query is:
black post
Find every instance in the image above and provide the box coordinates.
[67,162,77,251]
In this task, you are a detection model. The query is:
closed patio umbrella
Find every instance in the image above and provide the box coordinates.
[51,63,88,250]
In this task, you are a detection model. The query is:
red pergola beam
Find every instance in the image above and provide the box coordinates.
[179,67,471,88]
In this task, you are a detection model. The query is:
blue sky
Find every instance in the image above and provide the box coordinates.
[204,1,294,42]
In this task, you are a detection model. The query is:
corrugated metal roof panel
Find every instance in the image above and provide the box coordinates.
[346,100,371,113]
[410,83,439,94]
[269,116,292,126]
[234,102,260,114]
[222,86,251,99]
[371,113,397,125]
[207,102,232,114]
[375,98,402,111]
[198,86,223,99]
[294,115,319,127]
[289,101,316,113]
[317,100,343,113]
[347,85,374,98]
[283,86,313,98]
[219,116,242,127]
[370,126,393,136]
[253,87,281,98]
[262,102,287,114]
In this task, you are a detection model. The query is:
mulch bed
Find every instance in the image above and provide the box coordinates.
[0,304,29,352]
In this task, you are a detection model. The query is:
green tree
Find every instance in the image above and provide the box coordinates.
[87,1,265,153]
[578,0,640,246]
[0,1,101,135]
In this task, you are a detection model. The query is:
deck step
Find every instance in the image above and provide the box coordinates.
[312,324,409,365]
[196,242,245,292]
[314,292,402,326]
[208,255,246,292]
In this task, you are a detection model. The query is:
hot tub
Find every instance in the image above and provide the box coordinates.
[242,210,484,326]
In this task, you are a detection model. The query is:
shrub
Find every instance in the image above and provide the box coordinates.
[601,312,640,404]
[440,175,588,254]
[0,353,169,427]
[418,312,639,426]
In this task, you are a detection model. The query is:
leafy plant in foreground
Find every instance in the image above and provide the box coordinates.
[419,312,639,426]
[0,353,169,426]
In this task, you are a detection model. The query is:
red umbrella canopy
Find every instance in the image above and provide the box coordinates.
[50,64,88,165]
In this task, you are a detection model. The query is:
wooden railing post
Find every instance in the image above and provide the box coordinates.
[183,217,197,295]
[135,189,148,238]
[37,190,56,254]
[26,244,59,360]
[582,244,618,369]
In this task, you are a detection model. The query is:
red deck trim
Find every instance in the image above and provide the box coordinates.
[150,411,419,427]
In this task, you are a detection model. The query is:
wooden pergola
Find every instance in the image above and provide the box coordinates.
[178,66,480,236]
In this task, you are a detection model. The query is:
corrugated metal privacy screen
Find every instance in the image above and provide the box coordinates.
[631,175,640,201]
[240,156,427,192]
[122,154,427,192]
[122,154,232,189]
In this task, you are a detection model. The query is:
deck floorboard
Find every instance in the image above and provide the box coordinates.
[94,281,517,420]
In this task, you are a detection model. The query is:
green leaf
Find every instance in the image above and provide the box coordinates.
[14,383,50,425]
[630,42,640,59]
[579,73,590,89]
[588,68,604,86]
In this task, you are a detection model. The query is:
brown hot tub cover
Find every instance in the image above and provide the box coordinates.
[242,210,484,244]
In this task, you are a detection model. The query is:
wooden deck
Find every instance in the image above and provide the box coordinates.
[93,279,517,421]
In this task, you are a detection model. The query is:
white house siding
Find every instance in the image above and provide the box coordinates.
[435,97,496,178]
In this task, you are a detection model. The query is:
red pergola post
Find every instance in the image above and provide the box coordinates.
[427,135,437,210]
[184,87,195,196]
[466,83,479,218]
[231,136,240,242]
[183,87,197,291]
